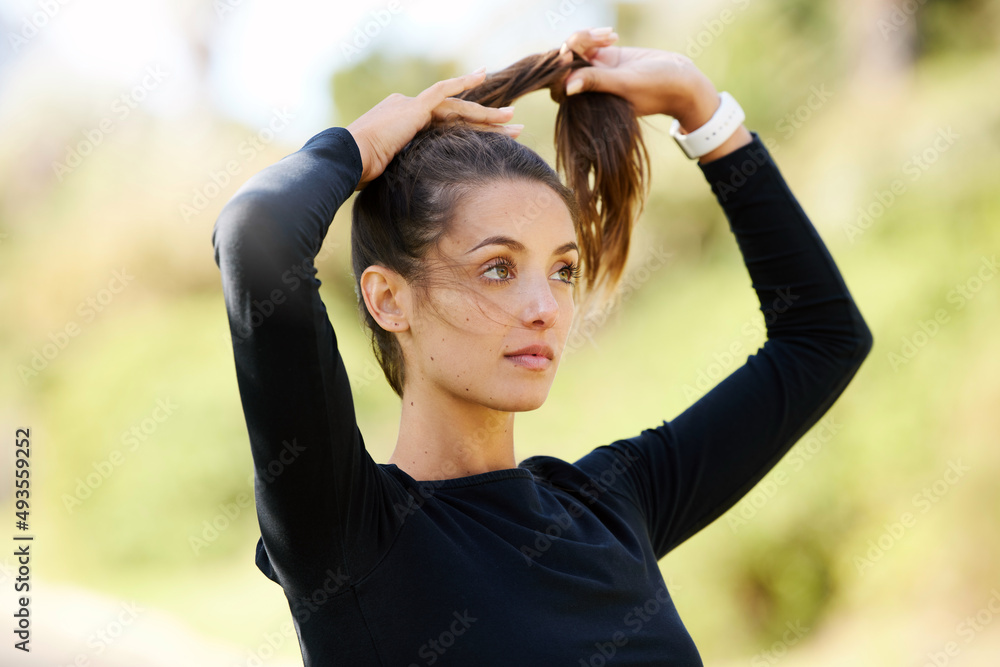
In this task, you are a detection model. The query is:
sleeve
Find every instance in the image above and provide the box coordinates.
[574,131,874,559]
[211,127,400,595]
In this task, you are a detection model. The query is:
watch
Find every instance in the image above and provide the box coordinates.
[669,91,745,159]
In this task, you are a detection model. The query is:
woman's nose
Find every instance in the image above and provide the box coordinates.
[520,275,560,327]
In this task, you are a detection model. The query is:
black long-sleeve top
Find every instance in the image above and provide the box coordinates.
[211,126,873,666]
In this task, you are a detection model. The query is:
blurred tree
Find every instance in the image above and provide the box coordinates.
[914,0,1000,57]
[613,1,646,44]
[329,52,459,128]
[836,0,998,95]
[836,0,919,94]
[777,0,839,44]
[734,525,838,642]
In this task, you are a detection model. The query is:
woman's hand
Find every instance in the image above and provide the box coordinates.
[558,28,719,131]
[558,27,752,162]
[346,68,521,191]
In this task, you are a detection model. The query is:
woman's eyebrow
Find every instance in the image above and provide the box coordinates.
[465,235,579,256]
[553,241,580,256]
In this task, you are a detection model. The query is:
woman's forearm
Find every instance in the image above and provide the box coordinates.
[697,123,753,165]
[700,131,873,352]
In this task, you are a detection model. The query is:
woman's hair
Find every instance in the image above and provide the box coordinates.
[351,48,651,398]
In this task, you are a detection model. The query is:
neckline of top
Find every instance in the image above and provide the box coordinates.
[381,462,536,489]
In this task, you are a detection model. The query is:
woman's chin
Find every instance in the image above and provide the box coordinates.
[485,387,551,413]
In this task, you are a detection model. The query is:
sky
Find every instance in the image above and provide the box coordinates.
[1,0,615,144]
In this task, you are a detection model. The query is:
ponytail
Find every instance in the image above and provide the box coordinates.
[455,48,651,309]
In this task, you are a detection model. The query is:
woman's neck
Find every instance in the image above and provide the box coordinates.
[387,387,517,482]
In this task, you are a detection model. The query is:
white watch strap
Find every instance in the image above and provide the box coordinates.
[669,91,745,159]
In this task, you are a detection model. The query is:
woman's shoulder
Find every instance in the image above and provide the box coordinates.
[521,451,634,495]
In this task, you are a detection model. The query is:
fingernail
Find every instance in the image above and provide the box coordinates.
[470,65,486,75]
[498,106,515,113]
[504,124,524,134]
[590,27,614,37]
[566,78,583,96]
[559,42,569,56]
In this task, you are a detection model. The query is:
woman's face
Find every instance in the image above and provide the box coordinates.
[403,178,578,412]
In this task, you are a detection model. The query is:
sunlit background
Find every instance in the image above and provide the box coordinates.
[2,0,999,664]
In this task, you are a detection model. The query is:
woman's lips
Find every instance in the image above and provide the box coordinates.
[504,354,551,370]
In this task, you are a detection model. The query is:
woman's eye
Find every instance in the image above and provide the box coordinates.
[493,265,510,279]
[483,262,513,282]
[483,260,577,284]
[552,263,580,284]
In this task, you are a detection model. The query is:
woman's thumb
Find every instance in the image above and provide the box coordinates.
[565,71,589,96]
[565,67,618,97]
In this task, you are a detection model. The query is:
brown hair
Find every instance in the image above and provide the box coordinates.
[351,48,651,398]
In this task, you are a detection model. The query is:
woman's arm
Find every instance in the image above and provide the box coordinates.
[564,30,873,557]
[211,127,376,594]
[577,130,872,558]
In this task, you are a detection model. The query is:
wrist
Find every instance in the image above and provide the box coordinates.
[696,125,752,165]
[667,83,751,162]
[673,84,723,135]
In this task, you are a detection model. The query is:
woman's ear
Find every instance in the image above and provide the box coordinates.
[360,265,411,333]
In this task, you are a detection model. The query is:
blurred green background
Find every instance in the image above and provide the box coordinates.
[2,0,999,664]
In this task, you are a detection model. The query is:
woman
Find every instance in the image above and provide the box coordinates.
[212,27,872,666]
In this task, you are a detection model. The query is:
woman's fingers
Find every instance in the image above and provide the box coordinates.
[431,98,521,138]
[503,124,524,139]
[347,67,524,189]
[417,67,488,109]
[416,68,519,134]
[431,97,514,125]
[560,26,619,64]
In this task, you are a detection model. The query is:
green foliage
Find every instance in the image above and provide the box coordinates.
[3,0,1000,661]
[329,52,460,128]
[916,0,1000,57]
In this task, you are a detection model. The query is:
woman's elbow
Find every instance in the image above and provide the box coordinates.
[211,193,287,268]
[846,318,874,367]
